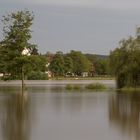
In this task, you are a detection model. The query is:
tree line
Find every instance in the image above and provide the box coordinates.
[0,10,109,80]
[47,51,109,77]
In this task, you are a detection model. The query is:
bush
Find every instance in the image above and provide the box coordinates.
[27,71,48,80]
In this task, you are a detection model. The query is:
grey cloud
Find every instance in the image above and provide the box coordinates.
[0,2,140,54]
[1,0,140,10]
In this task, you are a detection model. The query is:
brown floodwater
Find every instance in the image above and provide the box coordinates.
[0,80,140,140]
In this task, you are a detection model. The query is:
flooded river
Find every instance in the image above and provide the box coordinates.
[0,80,140,140]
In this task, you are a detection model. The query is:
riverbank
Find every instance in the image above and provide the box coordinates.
[0,79,116,89]
[50,77,114,80]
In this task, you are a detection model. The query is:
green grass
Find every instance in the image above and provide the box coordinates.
[65,83,107,91]
[85,83,106,90]
[65,84,73,90]
[65,84,82,90]
[119,87,140,92]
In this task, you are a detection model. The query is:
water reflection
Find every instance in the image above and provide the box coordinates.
[109,91,140,140]
[1,83,140,140]
[0,90,31,140]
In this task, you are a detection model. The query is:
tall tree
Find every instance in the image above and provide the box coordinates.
[49,52,65,76]
[85,54,109,76]
[0,10,37,81]
[68,50,91,76]
[63,55,73,74]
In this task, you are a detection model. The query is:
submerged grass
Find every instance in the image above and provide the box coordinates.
[65,84,73,90]
[85,83,106,90]
[65,84,82,90]
[119,87,140,92]
[65,83,107,91]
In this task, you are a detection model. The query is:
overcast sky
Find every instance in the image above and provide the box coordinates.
[1,0,140,54]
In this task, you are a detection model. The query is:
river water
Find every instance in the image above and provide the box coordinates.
[0,80,140,140]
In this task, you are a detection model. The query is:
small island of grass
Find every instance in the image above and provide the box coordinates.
[85,83,106,90]
[65,83,107,91]
[65,84,82,90]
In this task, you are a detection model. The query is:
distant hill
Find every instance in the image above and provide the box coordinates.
[85,54,108,61]
[94,54,108,59]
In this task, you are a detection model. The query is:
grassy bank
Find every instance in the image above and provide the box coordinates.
[50,76,114,80]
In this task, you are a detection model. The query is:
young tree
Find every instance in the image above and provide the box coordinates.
[85,54,109,76]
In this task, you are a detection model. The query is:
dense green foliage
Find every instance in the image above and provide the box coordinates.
[49,50,93,77]
[85,54,109,76]
[0,10,110,80]
[26,55,48,79]
[27,71,48,80]
[48,51,109,77]
[49,52,65,76]
[63,55,73,74]
[109,28,140,88]
[67,51,91,76]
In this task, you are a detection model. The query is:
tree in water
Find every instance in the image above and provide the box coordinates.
[0,10,38,90]
[109,28,140,88]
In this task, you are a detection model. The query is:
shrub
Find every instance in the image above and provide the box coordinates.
[27,71,48,80]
